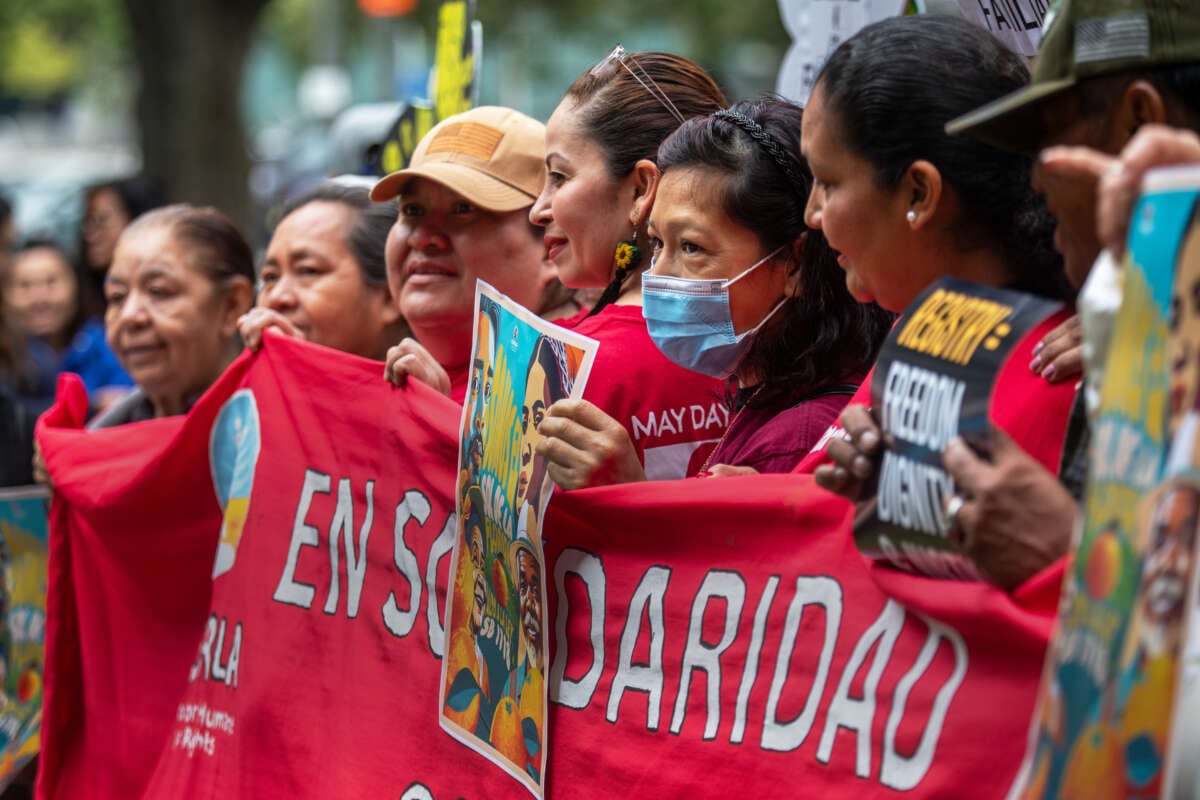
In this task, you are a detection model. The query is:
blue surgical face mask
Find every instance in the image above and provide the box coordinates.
[641,246,787,379]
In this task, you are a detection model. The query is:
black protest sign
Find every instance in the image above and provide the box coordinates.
[853,277,1061,579]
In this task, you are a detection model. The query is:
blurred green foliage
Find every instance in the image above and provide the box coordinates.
[0,0,128,99]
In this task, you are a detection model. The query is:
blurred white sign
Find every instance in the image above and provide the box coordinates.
[775,0,907,106]
[953,0,1046,57]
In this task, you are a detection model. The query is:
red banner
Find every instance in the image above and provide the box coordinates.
[543,477,1062,798]
[36,372,232,800]
[37,334,1060,798]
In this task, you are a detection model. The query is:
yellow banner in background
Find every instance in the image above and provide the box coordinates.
[372,0,479,176]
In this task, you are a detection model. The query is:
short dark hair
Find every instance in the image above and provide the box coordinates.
[816,15,1071,302]
[657,98,894,411]
[280,181,392,288]
[125,204,255,287]
[85,175,168,222]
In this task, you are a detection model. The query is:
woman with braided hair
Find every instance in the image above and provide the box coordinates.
[536,98,892,483]
[643,98,893,473]
[529,47,737,486]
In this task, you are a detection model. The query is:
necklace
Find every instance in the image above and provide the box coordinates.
[698,385,763,473]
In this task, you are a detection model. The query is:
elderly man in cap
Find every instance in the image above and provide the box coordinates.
[941,0,1200,586]
[376,105,575,402]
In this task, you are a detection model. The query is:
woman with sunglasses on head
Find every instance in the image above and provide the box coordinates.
[529,48,733,486]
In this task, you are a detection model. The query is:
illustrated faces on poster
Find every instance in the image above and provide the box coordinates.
[518,352,551,513]
[468,520,487,635]
[1170,209,1200,422]
[516,545,543,672]
[1143,485,1200,628]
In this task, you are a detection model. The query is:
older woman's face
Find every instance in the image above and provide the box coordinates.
[105,223,245,406]
[802,84,930,313]
[260,201,399,360]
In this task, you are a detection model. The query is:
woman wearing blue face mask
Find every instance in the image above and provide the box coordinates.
[538,98,892,481]
[641,99,893,474]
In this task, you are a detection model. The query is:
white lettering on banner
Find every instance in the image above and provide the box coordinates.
[399,784,435,800]
[671,571,746,739]
[631,402,729,441]
[325,478,375,618]
[880,615,969,791]
[382,490,430,638]
[273,469,331,608]
[188,615,243,689]
[762,576,843,752]
[172,701,238,758]
[424,513,457,659]
[607,566,671,730]
[550,548,607,710]
[732,575,780,745]
[554,559,970,789]
[271,471,455,653]
[817,600,905,776]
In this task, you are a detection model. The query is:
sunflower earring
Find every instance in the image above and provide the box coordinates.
[613,233,641,273]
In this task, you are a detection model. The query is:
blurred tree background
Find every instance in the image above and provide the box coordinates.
[0,0,789,242]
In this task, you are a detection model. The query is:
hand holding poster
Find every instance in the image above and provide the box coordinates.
[853,277,1061,580]
[441,282,598,798]
[1015,165,1200,799]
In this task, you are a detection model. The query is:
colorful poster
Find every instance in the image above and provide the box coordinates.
[1013,166,1199,799]
[1157,166,1200,800]
[0,486,47,788]
[441,282,597,797]
[853,277,1061,580]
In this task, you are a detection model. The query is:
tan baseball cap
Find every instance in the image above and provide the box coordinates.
[947,0,1200,154]
[370,106,546,212]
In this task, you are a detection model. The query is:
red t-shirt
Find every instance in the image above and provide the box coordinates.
[566,304,729,479]
[792,309,1077,477]
[703,378,865,474]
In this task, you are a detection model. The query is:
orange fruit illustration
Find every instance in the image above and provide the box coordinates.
[1060,722,1124,800]
[519,666,544,746]
[16,669,40,704]
[1085,529,1121,601]
[490,696,526,767]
